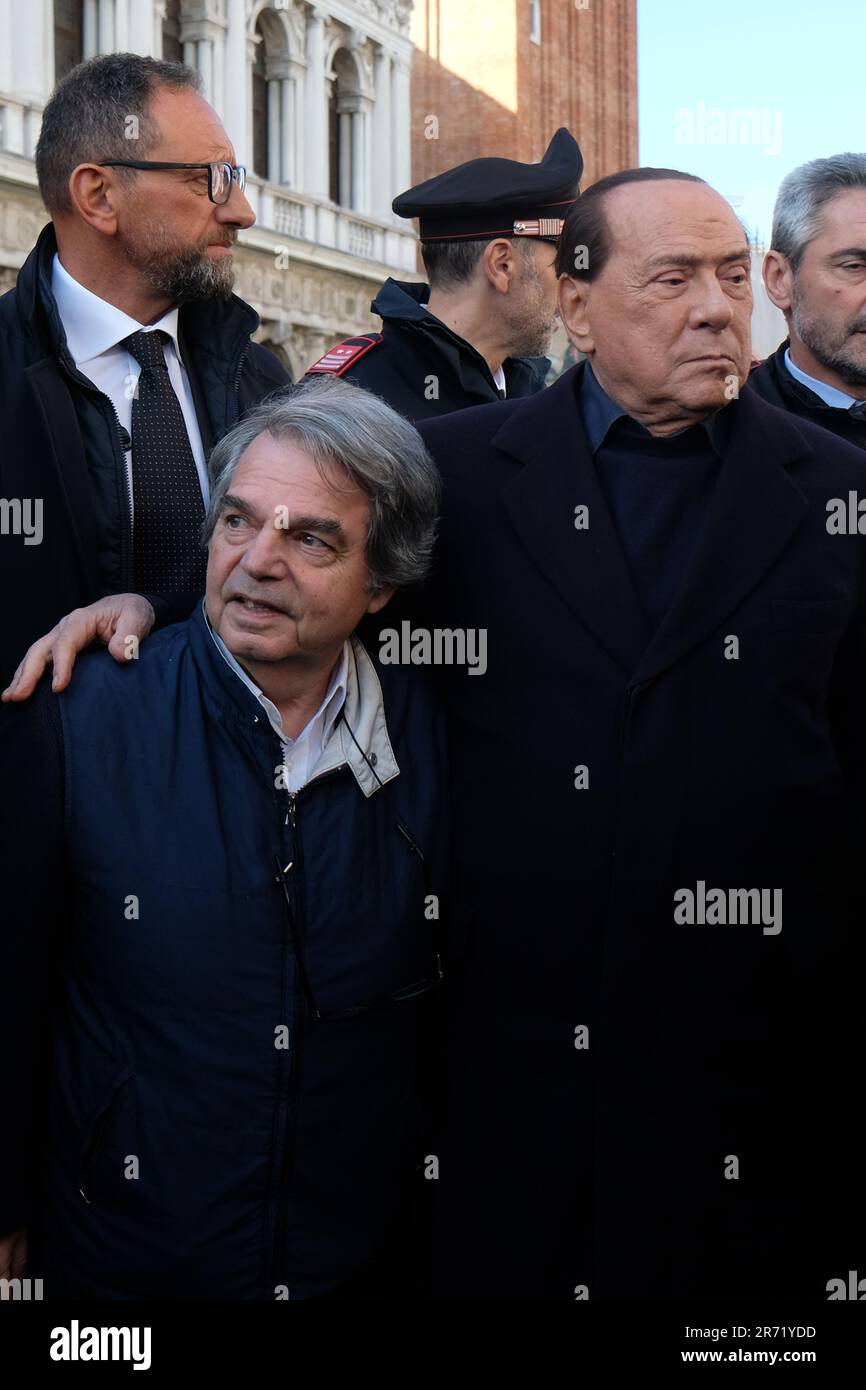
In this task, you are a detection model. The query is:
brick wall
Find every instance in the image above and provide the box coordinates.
[410,0,638,193]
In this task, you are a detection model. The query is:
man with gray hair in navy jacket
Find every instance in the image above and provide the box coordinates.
[0,376,447,1299]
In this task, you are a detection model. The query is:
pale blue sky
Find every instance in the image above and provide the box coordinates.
[638,0,866,247]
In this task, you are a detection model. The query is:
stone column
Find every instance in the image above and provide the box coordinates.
[128,0,156,56]
[372,45,392,218]
[391,55,411,197]
[292,63,304,190]
[98,0,115,56]
[267,79,281,184]
[338,109,351,206]
[304,5,326,199]
[83,0,98,59]
[350,106,365,212]
[198,38,214,103]
[280,77,294,185]
[114,0,128,51]
[13,0,52,103]
[0,0,12,94]
[212,23,225,116]
[224,0,250,167]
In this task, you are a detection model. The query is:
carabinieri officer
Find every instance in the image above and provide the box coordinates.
[306,128,583,420]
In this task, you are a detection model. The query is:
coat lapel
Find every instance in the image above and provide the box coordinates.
[629,391,812,688]
[497,365,653,674]
[25,356,102,598]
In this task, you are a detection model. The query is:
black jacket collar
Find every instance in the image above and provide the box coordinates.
[17,222,259,376]
[370,276,550,397]
[755,338,849,416]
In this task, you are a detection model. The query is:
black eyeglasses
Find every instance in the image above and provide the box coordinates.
[96,160,246,205]
[273,818,443,1024]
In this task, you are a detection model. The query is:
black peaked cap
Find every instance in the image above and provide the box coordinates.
[392,127,584,242]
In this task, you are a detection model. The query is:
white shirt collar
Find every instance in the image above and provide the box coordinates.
[784,347,860,410]
[205,603,349,749]
[51,252,182,366]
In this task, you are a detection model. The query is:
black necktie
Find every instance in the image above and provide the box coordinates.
[849,400,866,422]
[124,329,206,594]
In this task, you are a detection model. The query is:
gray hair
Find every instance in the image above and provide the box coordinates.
[203,375,441,594]
[771,154,866,271]
[36,52,201,215]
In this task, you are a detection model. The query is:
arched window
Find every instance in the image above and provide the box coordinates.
[328,78,340,204]
[329,49,364,210]
[54,0,83,83]
[162,0,182,64]
[252,22,269,178]
[252,10,301,188]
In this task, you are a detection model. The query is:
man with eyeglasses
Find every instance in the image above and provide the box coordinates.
[0,52,289,692]
[0,376,448,1300]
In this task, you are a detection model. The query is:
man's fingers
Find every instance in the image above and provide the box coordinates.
[1,657,27,701]
[1,636,57,701]
[105,601,156,662]
[1,595,156,699]
[47,634,88,692]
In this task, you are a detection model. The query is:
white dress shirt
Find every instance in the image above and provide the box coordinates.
[51,254,209,515]
[492,363,507,397]
[784,347,861,410]
[207,608,349,794]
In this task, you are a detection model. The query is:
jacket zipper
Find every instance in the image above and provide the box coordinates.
[270,760,296,1293]
[269,753,398,1291]
[232,346,249,405]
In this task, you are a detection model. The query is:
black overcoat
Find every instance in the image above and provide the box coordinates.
[305,279,550,421]
[407,362,866,1300]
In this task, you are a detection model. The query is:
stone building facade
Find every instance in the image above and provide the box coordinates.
[0,0,418,378]
[0,1,641,378]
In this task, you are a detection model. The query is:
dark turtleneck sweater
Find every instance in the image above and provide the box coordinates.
[579,364,732,634]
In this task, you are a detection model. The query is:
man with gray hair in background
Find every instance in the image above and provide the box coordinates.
[748,153,866,447]
[0,375,447,1300]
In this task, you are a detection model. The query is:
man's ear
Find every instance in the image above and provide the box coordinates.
[365,585,395,616]
[762,249,794,315]
[67,163,122,237]
[558,274,594,355]
[481,238,518,295]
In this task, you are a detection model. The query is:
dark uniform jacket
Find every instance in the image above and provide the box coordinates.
[408,363,866,1300]
[0,224,289,685]
[0,603,448,1298]
[747,339,866,450]
[305,278,550,421]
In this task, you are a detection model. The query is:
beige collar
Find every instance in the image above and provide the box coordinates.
[305,635,400,798]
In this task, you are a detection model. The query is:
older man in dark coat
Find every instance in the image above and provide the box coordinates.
[413,168,866,1300]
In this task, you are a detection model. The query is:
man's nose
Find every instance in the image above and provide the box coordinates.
[240,522,288,578]
[218,180,255,230]
[689,274,737,331]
